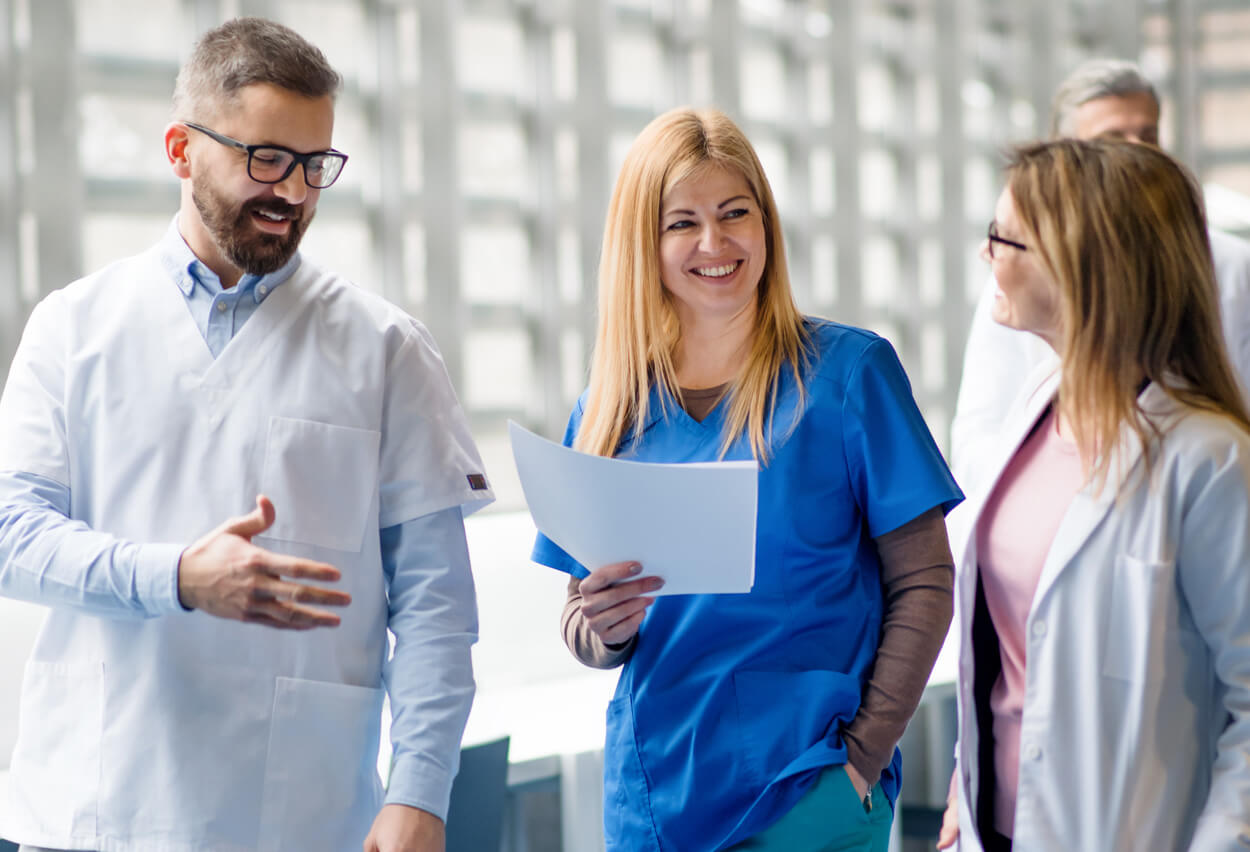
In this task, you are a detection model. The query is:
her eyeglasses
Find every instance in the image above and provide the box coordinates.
[182,122,348,189]
[987,220,1028,258]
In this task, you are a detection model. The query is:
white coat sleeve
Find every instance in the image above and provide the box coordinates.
[1177,435,1250,850]
[949,273,1053,494]
[0,294,184,616]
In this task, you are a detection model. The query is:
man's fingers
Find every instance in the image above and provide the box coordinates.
[247,599,343,629]
[221,494,277,539]
[245,612,317,631]
[265,579,352,607]
[259,551,343,584]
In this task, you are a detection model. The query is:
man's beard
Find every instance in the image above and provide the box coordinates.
[191,175,313,276]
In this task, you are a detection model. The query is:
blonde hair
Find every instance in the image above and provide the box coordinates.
[575,107,809,461]
[1006,138,1250,488]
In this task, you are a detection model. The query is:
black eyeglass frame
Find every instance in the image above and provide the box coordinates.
[986,220,1028,258]
[181,121,348,189]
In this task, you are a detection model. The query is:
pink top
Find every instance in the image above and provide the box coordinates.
[975,405,1085,837]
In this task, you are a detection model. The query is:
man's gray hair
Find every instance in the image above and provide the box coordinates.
[1049,59,1160,138]
[172,17,342,121]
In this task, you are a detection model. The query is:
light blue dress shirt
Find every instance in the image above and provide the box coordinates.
[0,219,474,818]
[167,230,298,359]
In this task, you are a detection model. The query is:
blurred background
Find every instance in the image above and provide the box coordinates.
[0,1,1249,850]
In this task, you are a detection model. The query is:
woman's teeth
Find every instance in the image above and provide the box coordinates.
[695,262,738,277]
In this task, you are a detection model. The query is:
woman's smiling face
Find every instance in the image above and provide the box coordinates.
[658,164,767,328]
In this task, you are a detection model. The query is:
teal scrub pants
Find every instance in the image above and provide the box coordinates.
[727,765,893,852]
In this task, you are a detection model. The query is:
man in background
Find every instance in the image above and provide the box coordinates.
[950,58,1250,491]
[0,17,490,852]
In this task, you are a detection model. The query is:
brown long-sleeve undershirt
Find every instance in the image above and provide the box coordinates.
[560,507,954,785]
[842,507,954,783]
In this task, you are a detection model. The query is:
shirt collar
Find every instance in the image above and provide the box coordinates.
[159,215,301,303]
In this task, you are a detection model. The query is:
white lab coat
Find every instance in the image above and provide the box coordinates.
[948,365,1250,852]
[0,248,491,851]
[951,226,1250,494]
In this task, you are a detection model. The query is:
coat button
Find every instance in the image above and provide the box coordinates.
[1031,620,1047,638]
[1024,743,1042,761]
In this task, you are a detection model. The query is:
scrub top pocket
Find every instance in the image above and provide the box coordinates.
[258,416,381,553]
[8,660,104,839]
[257,676,385,852]
[733,669,861,787]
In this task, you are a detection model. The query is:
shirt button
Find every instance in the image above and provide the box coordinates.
[1031,620,1047,638]
[216,301,227,312]
[1024,744,1042,761]
[258,284,268,297]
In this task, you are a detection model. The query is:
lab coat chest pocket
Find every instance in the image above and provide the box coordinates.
[257,677,385,852]
[259,417,381,553]
[8,661,103,838]
[1102,554,1175,683]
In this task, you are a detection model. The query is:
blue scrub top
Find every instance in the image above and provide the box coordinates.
[532,319,963,852]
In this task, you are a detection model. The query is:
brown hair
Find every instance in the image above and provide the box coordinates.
[574,107,809,461]
[172,17,341,121]
[1006,138,1250,488]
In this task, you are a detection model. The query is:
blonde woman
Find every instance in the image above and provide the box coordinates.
[529,107,962,851]
[938,139,1250,851]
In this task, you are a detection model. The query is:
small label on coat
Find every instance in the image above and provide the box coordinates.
[467,473,488,491]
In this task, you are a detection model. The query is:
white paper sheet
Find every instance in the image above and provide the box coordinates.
[508,420,757,595]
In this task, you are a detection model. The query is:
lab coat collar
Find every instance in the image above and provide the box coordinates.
[1031,381,1183,603]
[960,363,1173,610]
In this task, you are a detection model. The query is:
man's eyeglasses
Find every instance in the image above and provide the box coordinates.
[182,122,348,189]
[987,220,1028,259]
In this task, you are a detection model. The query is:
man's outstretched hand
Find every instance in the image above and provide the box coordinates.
[177,495,351,629]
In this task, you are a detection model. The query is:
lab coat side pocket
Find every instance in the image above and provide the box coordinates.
[256,676,385,852]
[8,660,104,840]
[258,416,381,553]
[1102,553,1174,683]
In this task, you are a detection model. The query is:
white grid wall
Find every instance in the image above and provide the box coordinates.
[2,0,1241,509]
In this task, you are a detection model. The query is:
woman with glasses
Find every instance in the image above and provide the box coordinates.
[937,138,1250,851]
[529,107,963,852]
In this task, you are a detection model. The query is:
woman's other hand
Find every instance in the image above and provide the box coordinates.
[578,561,664,645]
[845,762,871,803]
[936,768,959,849]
